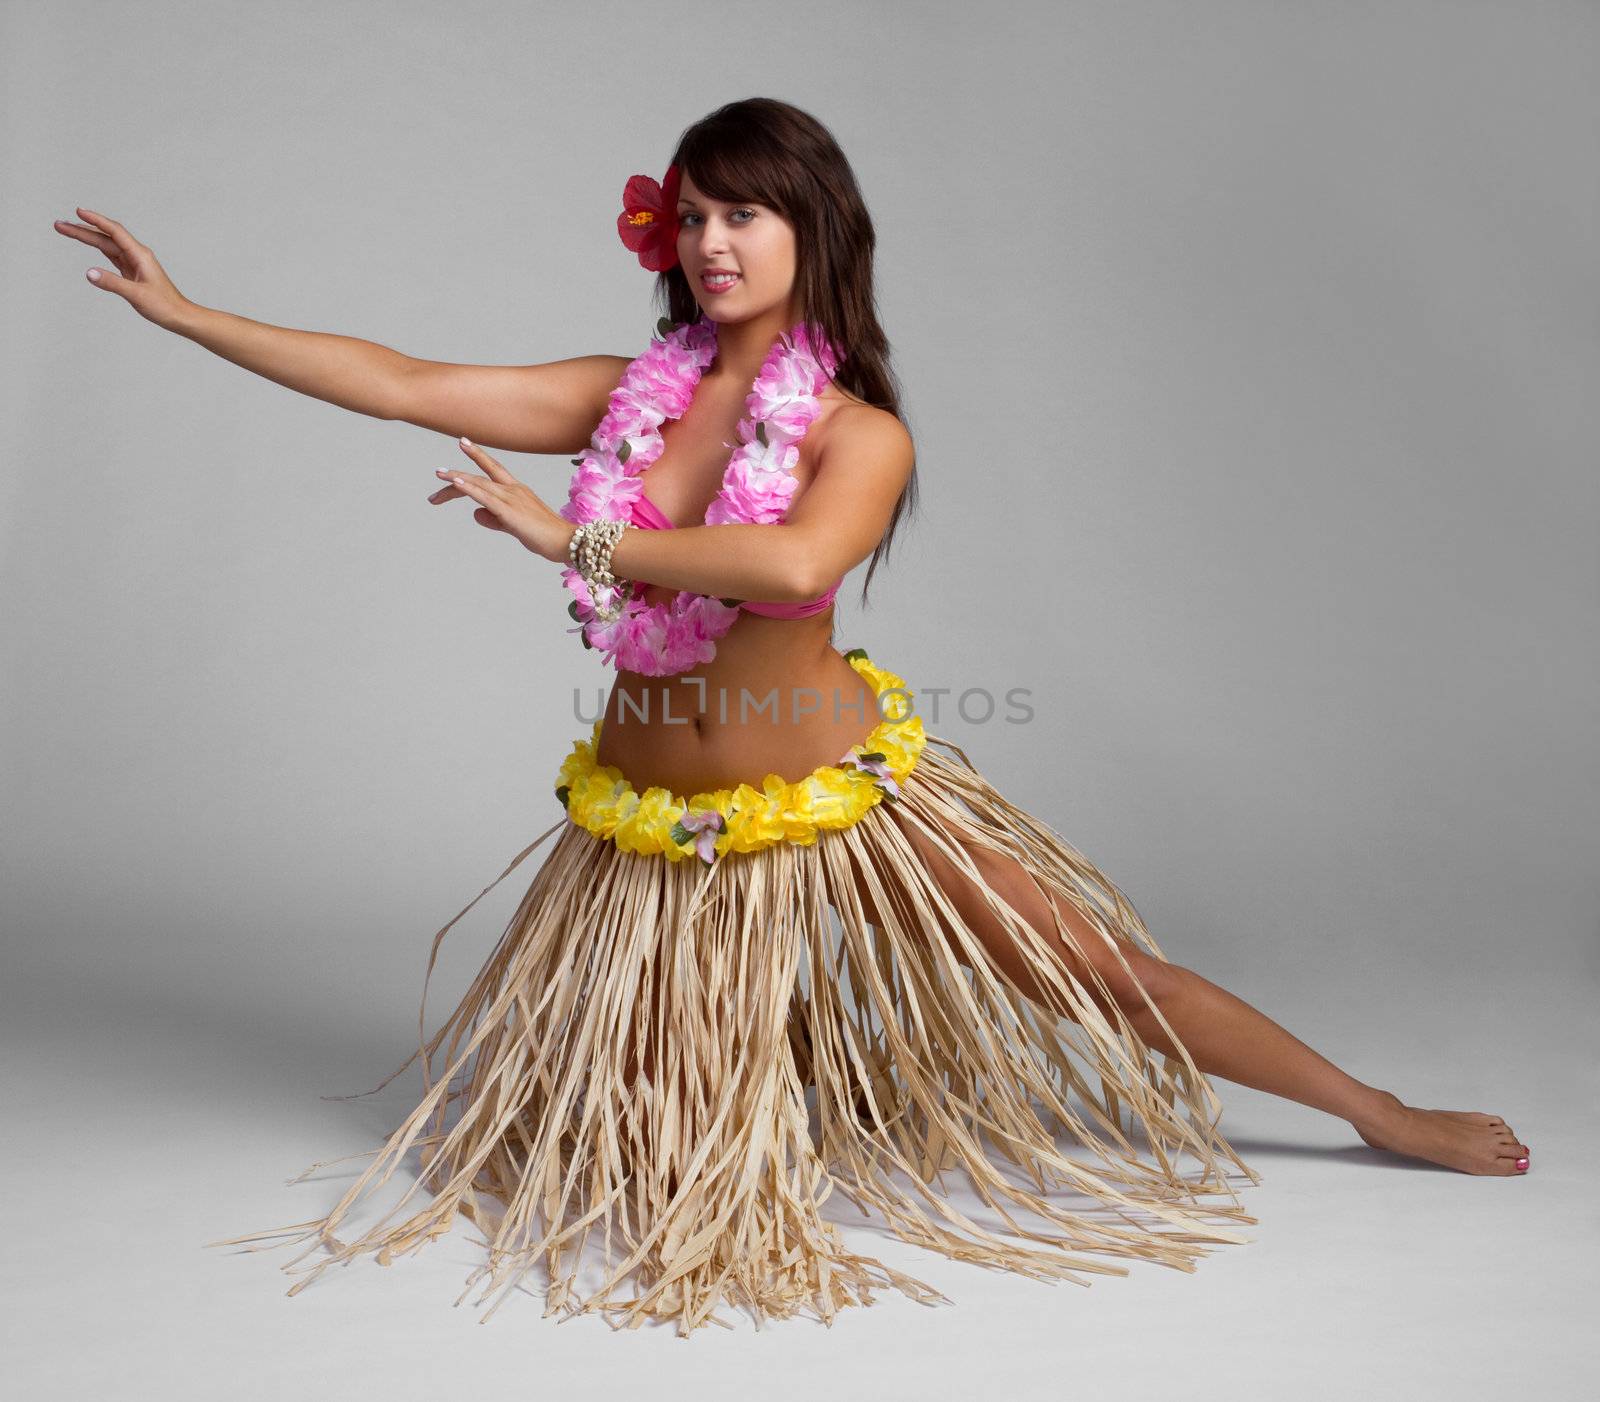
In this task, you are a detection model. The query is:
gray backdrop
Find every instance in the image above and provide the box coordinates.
[3,0,1595,1396]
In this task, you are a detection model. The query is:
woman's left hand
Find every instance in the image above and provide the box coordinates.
[427,437,574,562]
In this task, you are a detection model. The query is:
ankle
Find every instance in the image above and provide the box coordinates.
[1352,1087,1406,1128]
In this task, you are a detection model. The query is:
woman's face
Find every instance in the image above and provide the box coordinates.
[675,170,797,326]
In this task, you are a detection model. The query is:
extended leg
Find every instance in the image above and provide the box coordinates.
[852,809,1530,1177]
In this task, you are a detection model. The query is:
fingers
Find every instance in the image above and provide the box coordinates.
[434,467,493,497]
[55,214,135,287]
[430,469,505,515]
[58,209,142,292]
[52,219,119,258]
[456,435,515,483]
[435,437,514,503]
[427,472,467,504]
[73,207,142,258]
[430,471,511,536]
[429,457,551,555]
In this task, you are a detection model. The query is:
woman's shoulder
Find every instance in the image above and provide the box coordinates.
[812,396,914,488]
[819,394,911,450]
[818,378,906,427]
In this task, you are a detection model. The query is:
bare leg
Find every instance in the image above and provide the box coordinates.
[871,816,1532,1178]
[1147,962,1529,1176]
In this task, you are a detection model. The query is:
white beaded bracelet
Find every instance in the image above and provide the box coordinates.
[568,519,634,622]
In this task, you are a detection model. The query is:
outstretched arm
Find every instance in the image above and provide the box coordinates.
[55,207,625,453]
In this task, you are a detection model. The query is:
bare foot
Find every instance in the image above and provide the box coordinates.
[1351,1090,1530,1175]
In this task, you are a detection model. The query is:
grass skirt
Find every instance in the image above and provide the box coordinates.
[207,656,1261,1335]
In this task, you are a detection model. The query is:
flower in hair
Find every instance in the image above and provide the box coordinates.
[617,164,681,272]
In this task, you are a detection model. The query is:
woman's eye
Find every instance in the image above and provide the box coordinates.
[677,209,756,228]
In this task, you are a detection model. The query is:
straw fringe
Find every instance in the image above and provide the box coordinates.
[206,733,1260,1334]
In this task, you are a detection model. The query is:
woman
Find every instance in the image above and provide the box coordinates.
[57,97,1527,1336]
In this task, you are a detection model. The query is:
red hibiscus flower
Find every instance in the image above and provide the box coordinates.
[617,164,682,272]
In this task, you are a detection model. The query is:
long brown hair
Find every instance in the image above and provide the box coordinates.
[654,97,918,609]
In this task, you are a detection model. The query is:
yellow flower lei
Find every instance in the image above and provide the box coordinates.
[554,649,926,863]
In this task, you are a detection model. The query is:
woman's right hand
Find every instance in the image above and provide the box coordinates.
[53,207,192,329]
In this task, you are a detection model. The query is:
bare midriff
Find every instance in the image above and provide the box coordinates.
[594,613,882,795]
[590,368,883,796]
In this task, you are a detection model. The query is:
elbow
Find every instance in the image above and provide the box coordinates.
[782,545,828,603]
[764,527,839,602]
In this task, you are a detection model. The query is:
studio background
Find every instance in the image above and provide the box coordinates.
[3,0,1595,1397]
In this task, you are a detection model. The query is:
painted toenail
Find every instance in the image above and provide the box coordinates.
[1514,1157,1528,1171]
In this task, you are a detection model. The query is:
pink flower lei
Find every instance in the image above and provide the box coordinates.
[558,312,845,676]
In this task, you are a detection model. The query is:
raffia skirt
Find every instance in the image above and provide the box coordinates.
[207,649,1261,1335]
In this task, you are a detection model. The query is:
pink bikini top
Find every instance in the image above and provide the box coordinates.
[627,489,842,619]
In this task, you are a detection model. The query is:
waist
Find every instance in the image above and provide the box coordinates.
[561,648,925,861]
[593,644,886,794]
